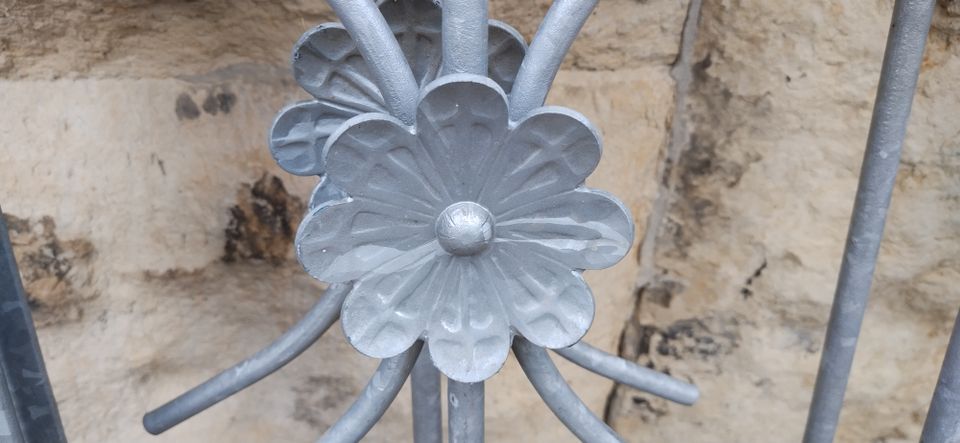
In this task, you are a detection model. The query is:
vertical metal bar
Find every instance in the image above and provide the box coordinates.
[920,309,960,443]
[803,1,936,442]
[441,0,489,76]
[326,0,419,124]
[143,284,350,434]
[411,345,442,443]
[0,209,66,443]
[513,338,622,443]
[318,341,423,443]
[508,0,598,120]
[448,380,483,443]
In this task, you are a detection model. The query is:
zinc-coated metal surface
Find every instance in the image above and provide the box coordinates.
[802,1,937,442]
[447,380,483,443]
[411,346,442,443]
[555,342,700,406]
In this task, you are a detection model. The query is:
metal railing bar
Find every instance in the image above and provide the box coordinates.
[508,0,599,120]
[0,209,66,443]
[411,344,442,443]
[143,284,351,435]
[920,309,960,443]
[802,1,937,441]
[317,341,423,443]
[554,341,700,406]
[326,0,420,125]
[441,0,489,76]
[513,337,622,443]
[447,379,483,443]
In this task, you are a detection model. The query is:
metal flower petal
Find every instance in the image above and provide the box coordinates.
[324,113,450,215]
[496,188,634,270]
[296,197,436,283]
[485,242,595,349]
[269,0,526,178]
[416,74,510,200]
[477,107,603,215]
[341,247,441,358]
[426,258,511,383]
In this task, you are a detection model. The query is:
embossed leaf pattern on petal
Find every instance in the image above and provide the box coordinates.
[417,75,510,200]
[289,69,634,382]
[485,242,595,349]
[497,188,634,270]
[341,251,444,359]
[427,258,512,383]
[478,107,603,215]
[269,101,355,176]
[325,114,450,215]
[296,198,436,283]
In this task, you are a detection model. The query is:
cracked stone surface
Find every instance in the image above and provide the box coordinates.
[0,0,957,442]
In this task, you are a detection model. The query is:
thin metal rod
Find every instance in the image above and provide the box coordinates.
[0,209,66,443]
[326,0,419,124]
[513,337,622,443]
[441,0,488,76]
[803,1,936,442]
[555,341,700,406]
[448,380,483,443]
[508,0,598,120]
[920,309,960,443]
[143,284,351,435]
[411,344,442,443]
[317,342,423,443]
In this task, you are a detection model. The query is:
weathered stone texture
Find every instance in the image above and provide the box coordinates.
[607,1,960,442]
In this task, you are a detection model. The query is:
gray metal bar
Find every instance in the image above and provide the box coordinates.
[0,209,66,443]
[448,380,483,443]
[802,1,936,442]
[0,363,24,443]
[143,284,351,434]
[555,341,700,406]
[513,337,622,443]
[411,345,442,443]
[326,0,420,124]
[441,0,488,76]
[317,341,423,443]
[920,309,960,443]
[508,0,598,120]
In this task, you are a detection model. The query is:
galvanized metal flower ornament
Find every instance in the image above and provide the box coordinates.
[296,72,634,382]
[145,1,698,441]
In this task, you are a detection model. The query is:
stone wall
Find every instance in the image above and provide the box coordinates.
[0,1,957,442]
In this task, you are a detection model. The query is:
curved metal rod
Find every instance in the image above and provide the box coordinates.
[411,345,442,443]
[318,341,424,443]
[143,284,351,435]
[327,0,420,124]
[513,337,622,443]
[448,380,484,443]
[554,341,700,406]
[441,0,488,76]
[508,0,598,120]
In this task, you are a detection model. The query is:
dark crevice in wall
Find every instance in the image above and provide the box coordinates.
[603,0,704,424]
